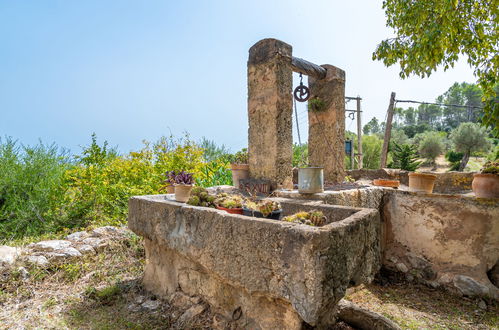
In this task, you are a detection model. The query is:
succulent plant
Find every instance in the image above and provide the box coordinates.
[214,194,244,209]
[481,161,499,175]
[243,199,281,217]
[173,171,194,185]
[230,148,249,164]
[187,187,215,208]
[283,210,327,227]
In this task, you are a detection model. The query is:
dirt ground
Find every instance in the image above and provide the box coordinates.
[1,232,497,329]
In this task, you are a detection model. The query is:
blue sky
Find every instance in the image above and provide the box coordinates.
[0,1,476,154]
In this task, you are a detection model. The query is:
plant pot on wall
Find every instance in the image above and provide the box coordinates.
[472,173,499,198]
[166,185,175,194]
[231,164,249,189]
[175,184,193,203]
[408,172,437,194]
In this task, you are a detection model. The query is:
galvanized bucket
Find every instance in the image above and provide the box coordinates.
[298,167,324,194]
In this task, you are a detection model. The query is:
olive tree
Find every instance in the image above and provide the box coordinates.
[418,132,445,166]
[450,122,490,171]
[374,0,498,135]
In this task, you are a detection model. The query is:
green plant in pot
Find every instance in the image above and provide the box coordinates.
[472,161,499,198]
[172,171,194,203]
[187,187,216,208]
[243,199,282,220]
[214,193,244,214]
[229,148,249,189]
[283,210,327,226]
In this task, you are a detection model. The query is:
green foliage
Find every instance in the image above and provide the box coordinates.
[445,150,464,171]
[374,0,498,135]
[196,159,232,188]
[292,143,308,167]
[450,122,490,154]
[199,137,230,162]
[390,143,421,171]
[481,161,499,174]
[418,132,444,164]
[389,129,409,148]
[229,148,248,164]
[308,97,326,112]
[363,117,381,135]
[0,138,70,242]
[362,135,383,169]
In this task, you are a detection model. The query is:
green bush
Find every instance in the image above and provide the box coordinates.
[0,138,70,242]
[418,132,444,164]
[389,143,421,171]
[362,135,383,169]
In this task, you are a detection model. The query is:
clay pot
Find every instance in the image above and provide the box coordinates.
[216,206,243,215]
[231,164,249,189]
[472,173,499,198]
[408,173,437,193]
[372,179,400,188]
[166,185,175,194]
[174,184,193,203]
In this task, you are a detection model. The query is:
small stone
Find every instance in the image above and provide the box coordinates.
[478,300,487,310]
[171,292,192,308]
[92,226,125,238]
[82,238,106,251]
[141,299,160,310]
[75,244,95,255]
[127,303,141,312]
[66,231,89,241]
[177,304,206,324]
[27,255,49,267]
[135,295,145,304]
[395,262,408,273]
[0,246,21,266]
[438,273,453,285]
[18,266,29,279]
[29,240,72,252]
[189,296,202,304]
[428,281,439,289]
[453,275,490,297]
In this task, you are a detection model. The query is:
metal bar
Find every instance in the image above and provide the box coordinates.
[395,99,483,110]
[291,56,327,79]
[356,97,363,169]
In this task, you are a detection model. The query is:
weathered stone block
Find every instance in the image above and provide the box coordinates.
[128,195,381,328]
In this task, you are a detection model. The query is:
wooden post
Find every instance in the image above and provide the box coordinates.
[356,97,363,169]
[380,92,396,168]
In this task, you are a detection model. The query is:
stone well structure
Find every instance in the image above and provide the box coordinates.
[247,38,345,188]
[129,195,381,328]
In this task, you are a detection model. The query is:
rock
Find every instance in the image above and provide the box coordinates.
[0,245,21,266]
[438,273,453,285]
[92,226,126,238]
[337,299,401,330]
[29,240,72,252]
[141,299,160,310]
[18,267,29,280]
[489,262,499,288]
[39,247,82,261]
[171,292,193,309]
[395,263,408,273]
[478,300,487,310]
[75,244,95,255]
[81,238,106,251]
[190,296,202,304]
[135,295,145,304]
[453,275,490,297]
[177,304,206,324]
[27,255,49,267]
[127,303,141,312]
[66,231,89,241]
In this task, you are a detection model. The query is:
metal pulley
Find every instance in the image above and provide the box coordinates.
[293,73,310,102]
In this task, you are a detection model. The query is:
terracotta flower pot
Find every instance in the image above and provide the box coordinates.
[230,164,249,189]
[472,173,499,198]
[408,172,437,193]
[174,184,193,203]
[166,185,175,194]
[216,205,244,215]
[372,179,400,188]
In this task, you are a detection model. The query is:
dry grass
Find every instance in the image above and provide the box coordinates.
[1,232,497,329]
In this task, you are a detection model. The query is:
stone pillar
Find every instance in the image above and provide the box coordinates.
[308,65,346,183]
[247,39,293,189]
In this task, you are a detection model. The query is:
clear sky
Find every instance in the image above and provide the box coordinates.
[0,0,476,154]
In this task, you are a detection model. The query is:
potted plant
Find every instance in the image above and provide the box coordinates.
[243,200,282,220]
[283,210,327,226]
[173,171,194,203]
[408,172,437,194]
[214,193,244,214]
[160,171,176,194]
[230,148,249,189]
[472,161,499,198]
[187,187,216,207]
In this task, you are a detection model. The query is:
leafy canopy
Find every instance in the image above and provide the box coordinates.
[374,0,498,134]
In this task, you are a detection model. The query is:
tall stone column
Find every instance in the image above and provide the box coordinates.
[308,65,346,184]
[247,39,293,189]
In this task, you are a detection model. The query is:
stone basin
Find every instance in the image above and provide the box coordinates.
[128,194,381,328]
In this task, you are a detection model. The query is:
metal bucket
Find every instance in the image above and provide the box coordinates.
[298,167,324,194]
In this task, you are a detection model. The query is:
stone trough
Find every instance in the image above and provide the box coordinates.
[128,195,381,328]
